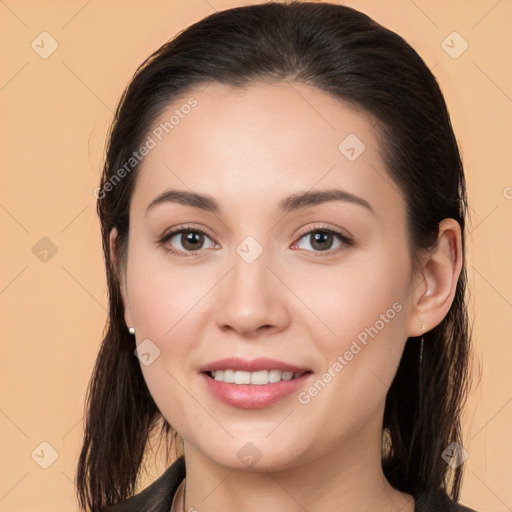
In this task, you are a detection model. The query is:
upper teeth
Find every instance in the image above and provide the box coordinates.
[211,369,302,385]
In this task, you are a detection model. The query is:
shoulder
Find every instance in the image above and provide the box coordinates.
[414,488,478,512]
[104,456,186,512]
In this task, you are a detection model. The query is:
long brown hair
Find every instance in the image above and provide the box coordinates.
[76,2,472,510]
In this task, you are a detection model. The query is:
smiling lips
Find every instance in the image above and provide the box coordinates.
[198,356,311,373]
[208,368,306,385]
[198,357,313,409]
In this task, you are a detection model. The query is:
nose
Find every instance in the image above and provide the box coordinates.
[214,245,290,338]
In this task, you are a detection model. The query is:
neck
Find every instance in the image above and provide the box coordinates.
[180,423,414,512]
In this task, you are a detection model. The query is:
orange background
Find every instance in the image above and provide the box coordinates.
[1,1,511,510]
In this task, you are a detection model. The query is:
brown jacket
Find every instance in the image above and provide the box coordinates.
[105,456,477,512]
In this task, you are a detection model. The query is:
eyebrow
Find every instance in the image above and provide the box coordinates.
[145,188,375,216]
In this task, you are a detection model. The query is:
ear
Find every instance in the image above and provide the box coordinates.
[407,218,463,337]
[109,228,134,330]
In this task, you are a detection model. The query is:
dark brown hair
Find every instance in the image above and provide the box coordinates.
[76,2,472,510]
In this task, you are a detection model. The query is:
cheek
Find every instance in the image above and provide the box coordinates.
[126,244,215,339]
[291,245,410,343]
[292,248,410,407]
[127,252,208,429]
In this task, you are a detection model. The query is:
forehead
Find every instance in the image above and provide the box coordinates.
[130,81,405,222]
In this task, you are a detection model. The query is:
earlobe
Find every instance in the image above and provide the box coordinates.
[408,218,463,337]
[109,228,134,330]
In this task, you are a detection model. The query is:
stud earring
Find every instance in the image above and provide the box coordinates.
[128,327,135,335]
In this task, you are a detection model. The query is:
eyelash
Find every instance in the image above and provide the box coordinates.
[157,223,353,258]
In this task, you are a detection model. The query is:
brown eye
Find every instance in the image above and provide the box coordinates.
[307,230,336,251]
[293,225,353,255]
[160,226,216,256]
[176,230,207,251]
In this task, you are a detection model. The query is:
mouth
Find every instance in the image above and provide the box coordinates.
[200,369,314,409]
[203,369,313,385]
[198,356,313,386]
[197,357,314,407]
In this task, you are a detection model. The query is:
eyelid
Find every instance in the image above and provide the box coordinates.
[159,223,212,241]
[294,223,353,242]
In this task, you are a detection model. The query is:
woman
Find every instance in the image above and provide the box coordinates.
[76,2,477,511]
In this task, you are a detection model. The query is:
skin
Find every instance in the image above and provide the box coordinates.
[110,81,462,512]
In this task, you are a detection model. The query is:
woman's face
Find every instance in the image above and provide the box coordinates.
[116,81,423,470]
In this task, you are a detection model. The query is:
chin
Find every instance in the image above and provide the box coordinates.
[200,441,308,473]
